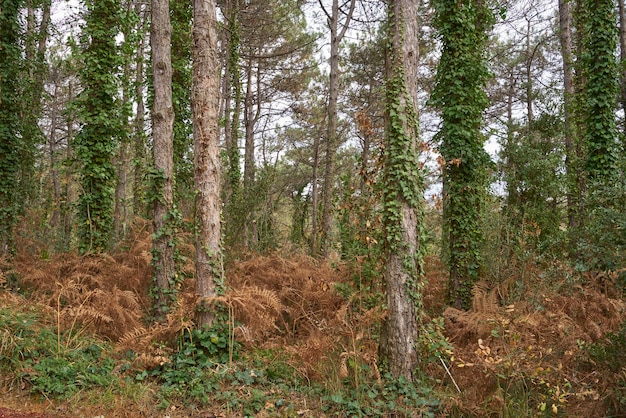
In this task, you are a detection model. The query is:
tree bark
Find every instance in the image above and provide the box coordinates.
[151,0,177,316]
[558,0,577,230]
[133,3,148,217]
[192,0,224,328]
[381,0,422,380]
[318,0,355,256]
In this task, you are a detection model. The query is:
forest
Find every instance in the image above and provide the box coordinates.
[0,0,625,416]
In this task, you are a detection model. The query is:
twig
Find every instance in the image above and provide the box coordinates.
[440,356,461,393]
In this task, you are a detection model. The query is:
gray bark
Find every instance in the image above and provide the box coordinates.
[151,0,177,315]
[192,0,224,328]
[318,0,355,256]
[382,0,422,380]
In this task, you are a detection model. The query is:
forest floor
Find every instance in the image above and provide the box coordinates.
[1,221,625,417]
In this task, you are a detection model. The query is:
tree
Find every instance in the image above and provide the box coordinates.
[171,0,194,209]
[318,0,356,256]
[431,0,494,309]
[558,0,578,233]
[192,0,224,327]
[223,0,316,251]
[579,0,624,271]
[132,2,149,218]
[151,0,178,317]
[380,0,424,379]
[584,0,618,181]
[74,0,123,253]
[0,0,24,256]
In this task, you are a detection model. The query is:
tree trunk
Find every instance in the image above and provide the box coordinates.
[619,0,626,138]
[133,2,148,217]
[319,0,355,256]
[151,0,177,317]
[525,19,534,125]
[48,80,61,232]
[381,0,423,380]
[243,57,256,191]
[558,0,577,231]
[310,130,321,254]
[192,0,224,328]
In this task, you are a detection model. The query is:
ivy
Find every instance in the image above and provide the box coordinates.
[431,0,494,309]
[382,6,426,316]
[73,0,125,253]
[171,0,194,205]
[583,0,618,182]
[0,0,25,255]
[576,0,624,273]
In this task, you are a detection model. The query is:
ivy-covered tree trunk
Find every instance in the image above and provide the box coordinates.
[381,0,424,380]
[21,0,50,207]
[584,0,618,181]
[0,0,24,256]
[74,0,123,253]
[619,0,626,137]
[132,2,148,218]
[114,0,137,241]
[581,0,623,271]
[171,0,194,209]
[151,0,178,318]
[192,0,224,328]
[431,0,493,310]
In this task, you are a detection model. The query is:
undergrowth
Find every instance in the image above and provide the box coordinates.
[0,307,118,398]
[0,222,624,417]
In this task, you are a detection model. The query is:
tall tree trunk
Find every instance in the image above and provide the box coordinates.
[584,0,618,180]
[525,19,534,126]
[381,0,423,380]
[559,0,577,231]
[48,79,61,232]
[310,130,321,253]
[226,0,242,196]
[151,0,177,317]
[75,0,121,253]
[193,0,224,328]
[115,2,135,240]
[133,2,148,217]
[619,0,626,138]
[318,0,355,256]
[432,0,493,309]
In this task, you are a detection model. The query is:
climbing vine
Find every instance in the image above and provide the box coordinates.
[73,0,125,253]
[146,165,184,319]
[584,0,618,181]
[431,0,494,309]
[383,67,425,309]
[0,0,24,255]
[227,2,242,195]
[579,0,624,272]
[223,1,244,250]
[171,0,194,206]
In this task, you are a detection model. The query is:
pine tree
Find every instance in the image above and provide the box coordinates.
[381,0,424,379]
[192,0,224,327]
[151,0,178,317]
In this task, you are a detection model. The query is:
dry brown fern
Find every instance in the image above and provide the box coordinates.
[471,281,499,313]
